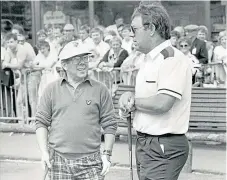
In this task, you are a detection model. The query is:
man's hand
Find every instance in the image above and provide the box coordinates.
[41,151,52,170]
[100,154,111,176]
[119,92,135,112]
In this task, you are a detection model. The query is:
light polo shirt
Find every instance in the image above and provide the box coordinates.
[93,40,110,61]
[6,44,35,68]
[133,40,192,135]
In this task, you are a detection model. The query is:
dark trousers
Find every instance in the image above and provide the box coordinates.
[136,132,189,180]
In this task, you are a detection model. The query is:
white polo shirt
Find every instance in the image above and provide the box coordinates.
[133,40,192,135]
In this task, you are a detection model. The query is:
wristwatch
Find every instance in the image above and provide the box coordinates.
[103,150,112,156]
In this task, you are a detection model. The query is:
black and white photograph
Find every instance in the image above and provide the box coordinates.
[0,0,226,180]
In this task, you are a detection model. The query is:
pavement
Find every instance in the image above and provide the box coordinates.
[0,132,226,180]
[0,161,225,180]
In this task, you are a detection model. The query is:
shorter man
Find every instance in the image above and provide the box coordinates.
[35,45,117,180]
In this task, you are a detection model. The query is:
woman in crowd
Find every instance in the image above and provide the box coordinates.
[213,30,227,84]
[32,41,58,100]
[98,36,128,95]
[121,41,144,85]
[34,30,48,55]
[98,36,128,70]
[177,37,201,84]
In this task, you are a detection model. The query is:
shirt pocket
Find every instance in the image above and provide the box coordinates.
[144,70,158,95]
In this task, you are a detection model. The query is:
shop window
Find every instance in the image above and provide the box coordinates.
[1,1,32,40]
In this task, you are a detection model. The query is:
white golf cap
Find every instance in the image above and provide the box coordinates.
[59,44,91,61]
[63,24,74,30]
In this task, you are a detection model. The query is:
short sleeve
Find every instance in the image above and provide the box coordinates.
[157,57,190,100]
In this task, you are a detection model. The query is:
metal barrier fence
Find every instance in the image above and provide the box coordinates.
[0,63,226,124]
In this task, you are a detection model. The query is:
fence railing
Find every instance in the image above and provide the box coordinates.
[0,62,226,124]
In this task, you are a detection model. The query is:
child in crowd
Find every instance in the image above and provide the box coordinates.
[121,41,145,85]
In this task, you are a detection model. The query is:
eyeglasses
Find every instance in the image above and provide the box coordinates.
[130,22,151,34]
[180,44,189,48]
[68,55,89,65]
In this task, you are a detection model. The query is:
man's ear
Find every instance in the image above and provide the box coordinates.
[150,24,156,37]
[61,62,67,70]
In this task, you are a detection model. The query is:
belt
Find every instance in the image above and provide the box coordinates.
[136,131,184,138]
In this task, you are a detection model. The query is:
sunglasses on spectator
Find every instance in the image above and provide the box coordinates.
[180,44,189,48]
[67,55,89,65]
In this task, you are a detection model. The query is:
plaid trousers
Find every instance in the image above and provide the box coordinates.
[48,151,104,180]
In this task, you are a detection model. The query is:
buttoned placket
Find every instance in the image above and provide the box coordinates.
[66,83,84,102]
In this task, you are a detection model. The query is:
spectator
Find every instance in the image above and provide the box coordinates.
[197,25,208,41]
[105,14,124,38]
[90,27,110,66]
[213,30,227,84]
[177,37,201,83]
[117,24,124,39]
[121,25,134,54]
[173,26,185,37]
[32,41,58,100]
[51,28,63,53]
[11,25,37,61]
[1,32,7,60]
[104,30,117,45]
[3,33,41,118]
[0,31,15,119]
[185,24,208,64]
[170,30,180,47]
[78,24,94,50]
[63,24,75,42]
[197,25,214,63]
[11,24,25,37]
[121,41,145,85]
[98,36,128,69]
[34,29,48,55]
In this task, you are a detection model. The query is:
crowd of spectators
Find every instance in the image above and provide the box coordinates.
[0,14,226,120]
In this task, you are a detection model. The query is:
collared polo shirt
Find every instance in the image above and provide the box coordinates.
[35,76,117,159]
[133,40,192,135]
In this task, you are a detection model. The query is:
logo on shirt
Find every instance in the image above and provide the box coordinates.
[86,100,92,105]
